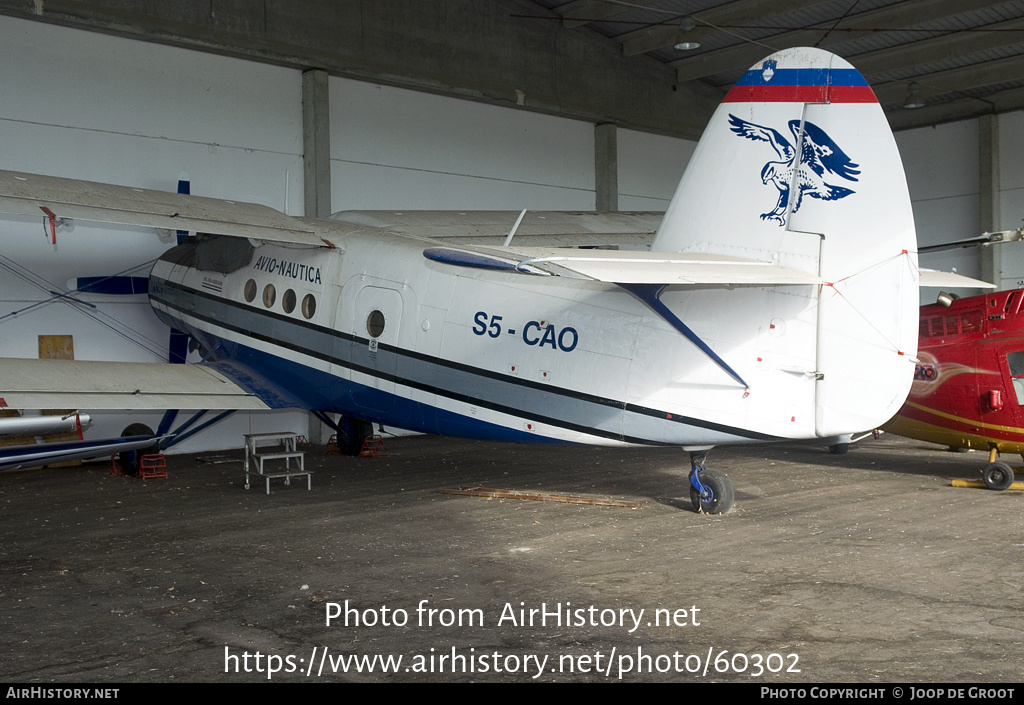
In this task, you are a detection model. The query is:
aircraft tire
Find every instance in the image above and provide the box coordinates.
[337,417,373,456]
[689,468,734,514]
[982,461,1014,491]
[828,442,850,455]
[119,423,156,477]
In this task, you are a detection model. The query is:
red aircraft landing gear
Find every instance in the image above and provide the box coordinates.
[982,461,1015,490]
[980,447,1016,491]
[688,450,734,514]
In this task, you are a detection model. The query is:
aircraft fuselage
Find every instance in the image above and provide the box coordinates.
[148,227,824,448]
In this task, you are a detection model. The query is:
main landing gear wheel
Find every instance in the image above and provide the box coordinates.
[337,416,373,456]
[688,451,734,514]
[119,423,156,477]
[982,461,1014,491]
[689,469,734,514]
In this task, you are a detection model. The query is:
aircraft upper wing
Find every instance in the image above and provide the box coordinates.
[423,245,823,285]
[0,358,270,410]
[333,210,661,248]
[0,170,332,248]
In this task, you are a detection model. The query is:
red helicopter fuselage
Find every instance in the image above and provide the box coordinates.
[886,288,1024,456]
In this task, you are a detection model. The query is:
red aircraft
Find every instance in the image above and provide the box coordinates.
[885,287,1024,490]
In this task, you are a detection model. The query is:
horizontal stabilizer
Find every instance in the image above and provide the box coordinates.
[0,358,270,410]
[919,269,995,289]
[424,245,821,285]
[0,170,330,248]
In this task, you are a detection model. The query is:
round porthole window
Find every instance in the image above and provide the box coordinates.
[263,284,276,308]
[366,310,386,338]
[282,289,296,314]
[244,279,257,303]
[302,294,317,320]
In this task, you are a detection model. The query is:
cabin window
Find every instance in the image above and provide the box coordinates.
[1008,351,1024,405]
[945,315,958,335]
[282,289,296,314]
[930,317,944,337]
[366,310,386,338]
[263,284,276,308]
[960,310,983,334]
[919,319,929,338]
[194,233,254,274]
[302,294,316,320]
[244,279,257,303]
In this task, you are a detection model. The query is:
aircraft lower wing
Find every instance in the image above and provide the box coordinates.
[0,435,167,472]
[423,245,823,285]
[0,358,270,410]
[0,170,331,248]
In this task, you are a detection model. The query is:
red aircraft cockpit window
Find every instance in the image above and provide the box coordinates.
[1005,291,1021,314]
[960,310,984,334]
[1007,351,1024,405]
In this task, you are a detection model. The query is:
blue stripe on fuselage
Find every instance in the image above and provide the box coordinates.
[201,335,568,443]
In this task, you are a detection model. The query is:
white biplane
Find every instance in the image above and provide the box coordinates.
[0,48,939,512]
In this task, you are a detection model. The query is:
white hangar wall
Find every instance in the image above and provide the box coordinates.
[329,79,596,211]
[897,121,982,295]
[617,129,695,211]
[327,78,694,213]
[0,15,691,454]
[897,116,1024,302]
[997,111,1024,290]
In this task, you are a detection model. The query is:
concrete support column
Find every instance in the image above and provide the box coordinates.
[302,68,331,219]
[302,68,331,444]
[979,113,1001,288]
[595,122,618,212]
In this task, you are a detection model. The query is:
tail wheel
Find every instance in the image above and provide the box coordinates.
[119,423,156,476]
[689,468,734,514]
[982,461,1014,491]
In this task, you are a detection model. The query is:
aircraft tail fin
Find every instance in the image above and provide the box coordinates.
[654,47,918,437]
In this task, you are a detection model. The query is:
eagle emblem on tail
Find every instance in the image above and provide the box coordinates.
[728,114,860,226]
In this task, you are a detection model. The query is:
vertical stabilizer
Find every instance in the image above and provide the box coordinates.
[654,47,918,437]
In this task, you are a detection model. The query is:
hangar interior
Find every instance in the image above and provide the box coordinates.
[1,1,1023,453]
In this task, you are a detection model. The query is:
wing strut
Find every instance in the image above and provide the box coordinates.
[617,283,749,390]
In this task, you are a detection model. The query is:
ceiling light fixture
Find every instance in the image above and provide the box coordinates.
[674,16,701,51]
[903,82,925,109]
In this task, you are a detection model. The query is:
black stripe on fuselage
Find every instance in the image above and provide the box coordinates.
[149,276,781,444]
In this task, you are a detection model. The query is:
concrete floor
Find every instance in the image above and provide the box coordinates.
[1,433,1022,683]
